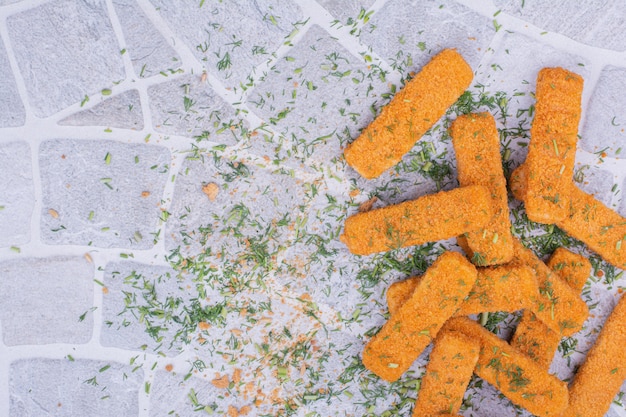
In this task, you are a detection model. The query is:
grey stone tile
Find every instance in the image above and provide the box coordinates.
[317,0,375,25]
[6,0,125,117]
[10,358,143,416]
[573,164,615,206]
[39,139,170,249]
[494,0,626,52]
[165,153,308,278]
[0,0,22,5]
[620,177,626,218]
[0,141,34,247]
[149,0,304,88]
[148,74,246,144]
[58,90,144,130]
[112,0,182,78]
[101,261,203,354]
[0,256,93,345]
[581,65,626,158]
[359,0,495,73]
[247,25,388,171]
[0,35,25,127]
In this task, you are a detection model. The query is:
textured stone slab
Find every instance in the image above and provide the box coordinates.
[0,35,25,127]
[620,178,626,218]
[0,141,34,247]
[360,0,494,73]
[149,0,303,87]
[581,66,626,158]
[574,164,615,206]
[6,0,125,117]
[101,261,201,354]
[39,139,170,249]
[317,0,374,25]
[247,25,387,170]
[148,74,246,144]
[10,358,143,416]
[112,0,181,78]
[165,154,307,273]
[59,90,144,130]
[494,0,626,52]
[0,256,93,345]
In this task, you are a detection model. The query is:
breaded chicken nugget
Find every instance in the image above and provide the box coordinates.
[510,165,626,269]
[511,311,561,369]
[387,264,538,316]
[362,252,478,381]
[512,239,588,336]
[341,185,493,255]
[344,49,473,179]
[512,248,590,368]
[451,112,513,265]
[444,317,569,417]
[525,68,583,223]
[412,331,479,416]
[546,247,591,293]
[562,295,626,417]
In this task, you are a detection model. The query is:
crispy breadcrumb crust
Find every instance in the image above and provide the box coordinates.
[546,247,591,293]
[361,252,478,382]
[562,295,626,417]
[524,67,583,223]
[451,112,514,265]
[444,317,569,417]
[344,48,473,179]
[510,164,626,269]
[412,331,479,416]
[340,185,493,255]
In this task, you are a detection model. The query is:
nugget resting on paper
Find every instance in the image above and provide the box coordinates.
[546,247,591,293]
[524,67,583,223]
[444,317,569,417]
[341,185,493,255]
[344,48,473,179]
[362,252,477,382]
[386,264,538,316]
[512,239,588,336]
[510,165,626,269]
[451,112,513,265]
[511,248,589,368]
[562,295,626,417]
[412,331,479,416]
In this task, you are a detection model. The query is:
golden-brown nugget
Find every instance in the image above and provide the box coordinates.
[341,185,492,255]
[524,67,583,223]
[412,331,479,416]
[512,248,590,368]
[546,247,591,293]
[562,295,626,417]
[362,252,478,382]
[344,49,473,179]
[512,239,588,336]
[444,317,569,417]
[386,264,538,316]
[451,112,513,265]
[510,165,626,269]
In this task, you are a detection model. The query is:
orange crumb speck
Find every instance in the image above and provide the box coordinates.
[202,183,220,202]
[141,191,150,198]
[102,287,109,294]
[165,364,173,372]
[198,322,210,330]
[48,208,59,218]
[212,374,230,389]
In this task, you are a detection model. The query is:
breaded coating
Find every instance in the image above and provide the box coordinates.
[512,248,589,368]
[512,239,588,336]
[546,247,591,293]
[362,252,478,381]
[562,295,626,417]
[524,67,583,223]
[444,317,569,417]
[344,49,473,179]
[412,331,479,416]
[511,311,561,369]
[510,164,626,269]
[340,185,493,255]
[451,112,514,265]
[387,264,538,317]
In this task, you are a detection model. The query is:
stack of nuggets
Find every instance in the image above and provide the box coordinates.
[341,54,626,416]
